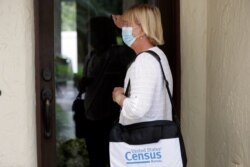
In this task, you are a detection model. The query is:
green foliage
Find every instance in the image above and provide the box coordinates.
[61,1,76,31]
[55,56,74,84]
[56,105,89,166]
[76,63,84,77]
[57,138,89,167]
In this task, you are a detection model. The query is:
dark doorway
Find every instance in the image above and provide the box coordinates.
[34,0,180,166]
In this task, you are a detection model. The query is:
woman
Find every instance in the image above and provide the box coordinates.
[112,4,173,125]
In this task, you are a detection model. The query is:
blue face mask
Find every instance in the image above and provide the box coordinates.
[122,27,136,47]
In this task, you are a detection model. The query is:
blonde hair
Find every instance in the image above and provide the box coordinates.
[122,4,164,45]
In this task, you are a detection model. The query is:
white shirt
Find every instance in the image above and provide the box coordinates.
[119,46,173,125]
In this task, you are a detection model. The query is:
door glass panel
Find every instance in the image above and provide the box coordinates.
[54,0,150,166]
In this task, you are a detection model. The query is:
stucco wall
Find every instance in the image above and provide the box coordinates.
[180,0,207,166]
[206,0,250,166]
[181,0,250,166]
[0,1,37,167]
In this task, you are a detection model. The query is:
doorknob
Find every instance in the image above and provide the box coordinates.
[41,88,53,138]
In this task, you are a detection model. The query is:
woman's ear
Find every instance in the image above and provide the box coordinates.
[133,25,145,38]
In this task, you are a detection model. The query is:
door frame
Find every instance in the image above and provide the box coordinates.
[34,0,56,166]
[34,0,180,166]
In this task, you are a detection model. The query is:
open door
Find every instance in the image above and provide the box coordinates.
[34,0,180,166]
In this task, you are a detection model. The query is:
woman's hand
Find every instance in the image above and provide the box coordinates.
[112,87,126,107]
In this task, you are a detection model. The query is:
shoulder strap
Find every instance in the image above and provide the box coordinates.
[144,50,179,125]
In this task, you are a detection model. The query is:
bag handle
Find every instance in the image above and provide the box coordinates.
[125,50,180,126]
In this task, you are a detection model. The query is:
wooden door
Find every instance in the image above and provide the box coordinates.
[34,0,56,166]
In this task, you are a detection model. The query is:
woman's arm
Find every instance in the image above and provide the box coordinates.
[120,53,160,120]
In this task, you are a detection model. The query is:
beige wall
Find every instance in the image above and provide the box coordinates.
[0,0,37,167]
[180,0,207,166]
[181,0,250,166]
[206,0,250,166]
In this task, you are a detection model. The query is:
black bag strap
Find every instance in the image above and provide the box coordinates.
[124,80,130,97]
[124,50,180,126]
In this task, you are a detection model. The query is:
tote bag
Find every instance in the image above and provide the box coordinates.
[109,50,187,167]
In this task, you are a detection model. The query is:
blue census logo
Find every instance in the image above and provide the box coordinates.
[125,147,162,164]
